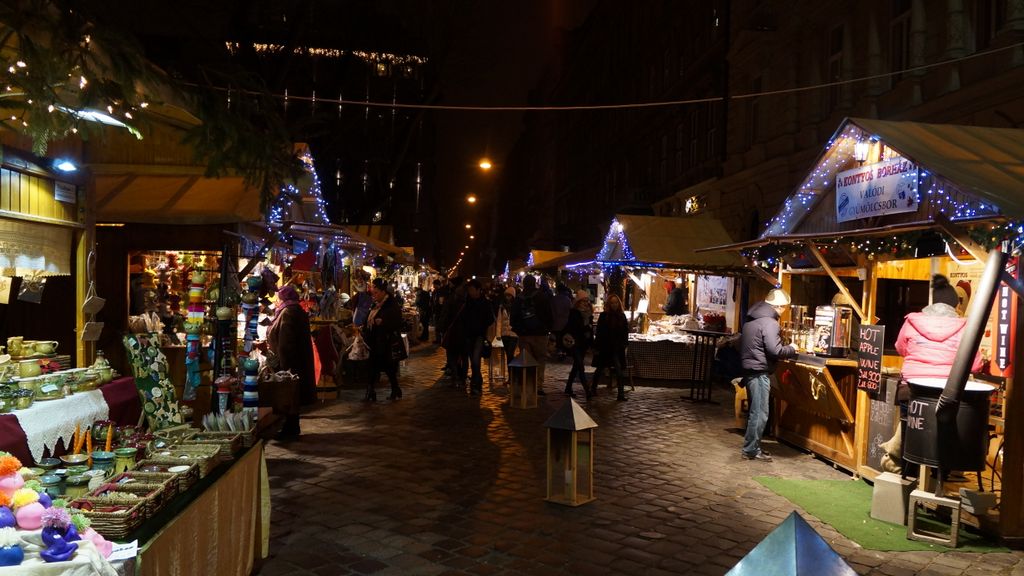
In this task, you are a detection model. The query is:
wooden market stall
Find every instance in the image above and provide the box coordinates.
[705,117,1024,541]
[589,214,748,390]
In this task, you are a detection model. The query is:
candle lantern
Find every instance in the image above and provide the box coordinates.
[487,337,507,387]
[544,398,598,506]
[508,348,539,408]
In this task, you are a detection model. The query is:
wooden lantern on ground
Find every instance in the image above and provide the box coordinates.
[488,336,507,387]
[544,398,598,506]
[508,348,539,408]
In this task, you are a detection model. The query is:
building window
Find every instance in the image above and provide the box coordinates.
[975,0,1007,51]
[675,123,685,175]
[889,0,912,86]
[827,24,844,110]
[746,76,762,147]
[660,134,669,185]
[689,109,699,168]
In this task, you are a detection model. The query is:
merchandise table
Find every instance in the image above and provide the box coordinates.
[774,357,860,472]
[626,330,720,386]
[0,377,141,464]
[127,440,270,576]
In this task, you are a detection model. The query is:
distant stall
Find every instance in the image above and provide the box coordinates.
[592,214,747,387]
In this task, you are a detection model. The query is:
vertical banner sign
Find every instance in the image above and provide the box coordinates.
[835,158,919,223]
[996,257,1018,372]
[857,324,885,393]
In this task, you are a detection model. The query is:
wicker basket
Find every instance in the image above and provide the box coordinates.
[110,470,180,498]
[89,481,168,518]
[186,431,243,457]
[134,459,200,492]
[145,445,221,477]
[70,497,146,540]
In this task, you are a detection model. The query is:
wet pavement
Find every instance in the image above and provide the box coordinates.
[255,343,1024,575]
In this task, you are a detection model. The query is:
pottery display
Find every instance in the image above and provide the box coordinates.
[33,341,58,355]
[17,360,40,379]
[5,338,22,357]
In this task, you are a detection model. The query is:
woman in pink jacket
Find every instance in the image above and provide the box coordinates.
[895,275,983,379]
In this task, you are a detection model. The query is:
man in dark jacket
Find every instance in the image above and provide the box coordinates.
[662,280,687,315]
[739,288,796,461]
[460,279,495,394]
[510,275,553,394]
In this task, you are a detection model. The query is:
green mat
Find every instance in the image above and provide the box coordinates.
[755,476,1008,552]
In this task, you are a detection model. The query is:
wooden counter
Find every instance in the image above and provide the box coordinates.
[774,358,861,472]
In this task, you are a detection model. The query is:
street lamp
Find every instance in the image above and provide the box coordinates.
[465,223,472,230]
[469,235,475,240]
[467,194,477,204]
[479,158,492,171]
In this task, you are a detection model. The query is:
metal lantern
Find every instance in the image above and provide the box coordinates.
[508,348,539,408]
[488,336,508,387]
[544,398,598,507]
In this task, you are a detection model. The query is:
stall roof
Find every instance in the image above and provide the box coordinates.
[702,118,1024,253]
[282,222,413,263]
[94,166,260,224]
[535,247,601,271]
[853,118,1024,218]
[528,249,569,269]
[597,214,746,273]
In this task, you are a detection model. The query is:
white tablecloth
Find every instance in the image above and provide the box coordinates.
[0,530,116,576]
[11,390,111,462]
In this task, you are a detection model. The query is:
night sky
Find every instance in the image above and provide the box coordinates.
[84,0,595,274]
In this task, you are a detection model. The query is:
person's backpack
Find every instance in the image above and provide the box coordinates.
[514,293,545,334]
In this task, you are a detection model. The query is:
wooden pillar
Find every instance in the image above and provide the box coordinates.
[75,173,96,368]
[1000,283,1024,540]
[853,259,878,477]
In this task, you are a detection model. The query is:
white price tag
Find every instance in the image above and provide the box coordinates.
[108,540,139,562]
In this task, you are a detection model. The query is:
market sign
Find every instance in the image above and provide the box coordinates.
[835,158,919,223]
[856,324,885,394]
[996,257,1017,372]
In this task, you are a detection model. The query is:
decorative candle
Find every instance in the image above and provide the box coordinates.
[71,424,80,454]
[104,424,113,453]
[85,429,92,457]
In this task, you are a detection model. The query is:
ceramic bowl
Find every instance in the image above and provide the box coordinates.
[59,453,90,467]
[37,458,61,471]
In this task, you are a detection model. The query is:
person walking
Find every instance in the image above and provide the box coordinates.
[550,283,573,360]
[496,286,519,371]
[562,291,593,398]
[431,279,449,345]
[590,294,629,400]
[440,277,467,384]
[414,286,432,342]
[460,279,495,395]
[510,275,553,395]
[266,284,315,439]
[739,288,796,461]
[363,278,404,402]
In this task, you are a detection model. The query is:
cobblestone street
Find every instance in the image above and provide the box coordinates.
[256,345,1024,576]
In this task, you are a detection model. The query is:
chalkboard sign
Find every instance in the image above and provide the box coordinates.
[857,324,885,394]
[866,375,899,472]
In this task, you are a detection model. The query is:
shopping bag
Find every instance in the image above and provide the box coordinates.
[390,334,409,362]
[81,321,104,341]
[82,281,105,314]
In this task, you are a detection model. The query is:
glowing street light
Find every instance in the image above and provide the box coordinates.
[464,245,469,249]
[478,158,492,171]
[467,194,477,204]
[465,223,472,229]
[469,235,475,240]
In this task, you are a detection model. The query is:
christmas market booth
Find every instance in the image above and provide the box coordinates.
[78,123,324,575]
[591,214,748,391]
[705,117,1024,542]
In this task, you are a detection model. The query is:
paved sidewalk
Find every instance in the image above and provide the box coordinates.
[256,345,1024,575]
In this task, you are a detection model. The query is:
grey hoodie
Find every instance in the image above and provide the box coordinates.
[740,301,796,374]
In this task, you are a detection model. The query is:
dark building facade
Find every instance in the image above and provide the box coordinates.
[498,0,1024,264]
